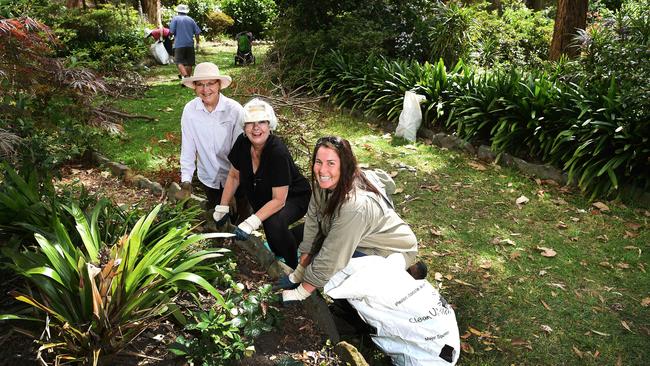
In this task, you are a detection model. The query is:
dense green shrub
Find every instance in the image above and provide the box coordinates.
[313,46,649,199]
[205,10,235,38]
[53,4,147,72]
[221,0,277,38]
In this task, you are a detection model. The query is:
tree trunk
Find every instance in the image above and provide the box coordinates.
[141,0,161,27]
[549,0,588,60]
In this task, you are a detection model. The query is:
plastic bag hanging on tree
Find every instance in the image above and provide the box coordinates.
[395,91,427,142]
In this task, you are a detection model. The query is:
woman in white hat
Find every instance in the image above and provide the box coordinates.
[213,99,311,269]
[179,62,248,215]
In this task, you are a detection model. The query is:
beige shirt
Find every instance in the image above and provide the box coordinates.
[300,179,418,288]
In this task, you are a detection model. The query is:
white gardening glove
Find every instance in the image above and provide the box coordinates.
[289,263,305,283]
[281,284,312,304]
[234,214,262,240]
[212,205,230,225]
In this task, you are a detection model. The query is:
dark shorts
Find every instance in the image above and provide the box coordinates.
[174,47,195,66]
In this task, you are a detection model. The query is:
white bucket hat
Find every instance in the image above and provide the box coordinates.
[176,4,190,13]
[181,62,232,89]
[243,98,278,130]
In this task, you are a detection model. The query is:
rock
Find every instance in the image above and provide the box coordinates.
[148,181,163,195]
[417,127,435,140]
[167,182,182,202]
[478,145,496,162]
[431,132,475,154]
[511,157,568,185]
[91,151,110,165]
[107,162,130,178]
[334,341,369,366]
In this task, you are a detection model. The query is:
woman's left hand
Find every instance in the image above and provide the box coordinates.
[282,284,312,304]
[234,214,262,240]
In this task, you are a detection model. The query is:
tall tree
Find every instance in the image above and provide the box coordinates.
[141,0,161,26]
[549,0,588,60]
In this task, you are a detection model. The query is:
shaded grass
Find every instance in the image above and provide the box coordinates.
[106,45,650,365]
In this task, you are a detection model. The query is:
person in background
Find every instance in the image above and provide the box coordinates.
[145,26,173,57]
[213,99,311,269]
[277,136,424,304]
[178,62,249,218]
[170,4,201,79]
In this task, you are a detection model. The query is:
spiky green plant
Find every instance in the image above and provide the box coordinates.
[0,202,232,364]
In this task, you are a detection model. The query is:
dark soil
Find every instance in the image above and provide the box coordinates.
[0,164,338,366]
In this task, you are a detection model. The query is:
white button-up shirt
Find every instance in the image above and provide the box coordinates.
[180,95,244,189]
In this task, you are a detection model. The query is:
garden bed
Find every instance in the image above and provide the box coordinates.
[0,163,337,366]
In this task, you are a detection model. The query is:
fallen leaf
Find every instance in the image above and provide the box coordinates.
[623,230,639,239]
[393,187,404,194]
[624,246,642,258]
[444,274,453,280]
[616,355,623,366]
[358,163,370,169]
[621,320,633,333]
[616,262,630,269]
[641,297,650,307]
[509,251,522,260]
[453,279,475,287]
[479,261,492,269]
[460,331,472,340]
[572,345,584,358]
[516,195,530,205]
[599,261,613,269]
[430,228,443,237]
[469,327,484,337]
[540,299,551,310]
[468,161,487,171]
[460,342,474,354]
[592,201,610,212]
[540,324,553,334]
[390,171,399,178]
[500,238,516,246]
[590,329,610,337]
[421,184,441,192]
[510,338,529,346]
[163,107,173,112]
[556,221,568,229]
[537,246,557,258]
[434,272,443,281]
[625,222,641,231]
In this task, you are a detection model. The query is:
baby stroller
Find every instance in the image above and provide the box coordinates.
[234,31,255,66]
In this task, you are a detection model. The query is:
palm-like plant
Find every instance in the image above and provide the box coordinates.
[1,203,231,364]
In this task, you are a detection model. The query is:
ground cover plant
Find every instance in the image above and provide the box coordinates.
[100,44,649,365]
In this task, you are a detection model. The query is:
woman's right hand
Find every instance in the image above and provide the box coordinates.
[212,205,230,226]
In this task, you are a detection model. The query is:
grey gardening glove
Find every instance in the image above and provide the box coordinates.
[273,264,305,290]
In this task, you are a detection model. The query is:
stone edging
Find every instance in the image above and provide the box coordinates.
[418,128,650,206]
[89,151,369,366]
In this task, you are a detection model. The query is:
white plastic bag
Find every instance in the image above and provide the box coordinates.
[395,91,427,142]
[325,254,460,366]
[150,41,171,65]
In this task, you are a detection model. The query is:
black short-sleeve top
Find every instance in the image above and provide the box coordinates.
[228,134,311,211]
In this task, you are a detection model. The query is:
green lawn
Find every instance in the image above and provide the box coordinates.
[105,44,650,365]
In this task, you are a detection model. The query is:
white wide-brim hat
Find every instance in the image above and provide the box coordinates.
[182,62,232,89]
[242,98,278,130]
[176,4,190,13]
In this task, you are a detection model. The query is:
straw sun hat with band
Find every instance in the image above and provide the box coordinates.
[181,62,232,89]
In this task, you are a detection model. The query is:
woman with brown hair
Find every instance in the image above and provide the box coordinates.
[279,136,422,303]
